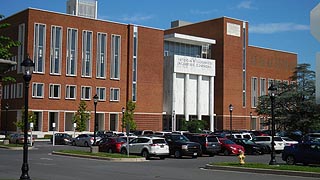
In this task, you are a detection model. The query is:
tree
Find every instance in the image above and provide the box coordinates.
[73,101,90,132]
[256,63,320,134]
[181,119,207,133]
[0,14,20,59]
[14,107,36,132]
[123,100,137,131]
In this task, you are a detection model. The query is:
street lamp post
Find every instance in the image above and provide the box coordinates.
[93,94,98,145]
[121,107,125,133]
[268,84,277,165]
[250,112,253,129]
[20,55,34,180]
[229,104,233,138]
[4,103,9,137]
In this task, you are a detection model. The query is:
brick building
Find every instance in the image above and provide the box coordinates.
[165,18,297,131]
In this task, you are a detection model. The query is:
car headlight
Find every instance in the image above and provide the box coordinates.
[182,145,188,150]
[230,146,237,150]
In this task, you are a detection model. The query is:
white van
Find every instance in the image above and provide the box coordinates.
[253,136,285,152]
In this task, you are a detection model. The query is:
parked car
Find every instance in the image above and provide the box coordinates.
[9,133,34,144]
[281,137,299,146]
[163,133,201,158]
[131,130,154,136]
[120,136,169,160]
[185,134,221,156]
[226,133,253,140]
[50,133,72,145]
[218,138,245,155]
[232,138,270,155]
[301,133,320,143]
[99,137,127,153]
[282,142,320,165]
[250,130,269,136]
[252,136,285,153]
[71,134,101,147]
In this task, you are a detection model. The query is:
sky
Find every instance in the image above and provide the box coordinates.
[1,0,320,70]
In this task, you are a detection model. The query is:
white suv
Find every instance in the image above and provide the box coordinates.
[253,136,285,153]
[120,136,169,160]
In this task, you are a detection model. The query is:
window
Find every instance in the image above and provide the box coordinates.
[67,28,78,76]
[50,26,62,75]
[82,30,92,77]
[16,83,23,98]
[96,87,106,101]
[132,26,138,101]
[32,83,44,98]
[34,23,46,73]
[18,24,25,73]
[110,88,120,101]
[260,78,266,96]
[97,32,107,78]
[66,85,76,99]
[3,85,9,99]
[251,77,258,108]
[49,84,61,99]
[111,34,121,79]
[10,84,16,99]
[81,86,91,100]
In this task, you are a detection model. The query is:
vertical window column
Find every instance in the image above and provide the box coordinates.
[18,24,25,73]
[34,23,46,73]
[50,26,62,75]
[111,34,121,79]
[97,33,107,78]
[132,26,138,101]
[82,30,92,77]
[67,28,78,76]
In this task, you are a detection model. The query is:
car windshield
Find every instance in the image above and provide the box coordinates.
[172,135,189,142]
[242,139,255,145]
[222,139,235,144]
[282,137,294,141]
[153,139,166,144]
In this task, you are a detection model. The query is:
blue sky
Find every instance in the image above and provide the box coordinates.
[1,0,320,70]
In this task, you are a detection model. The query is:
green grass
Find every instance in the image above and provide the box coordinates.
[57,150,141,158]
[211,162,320,173]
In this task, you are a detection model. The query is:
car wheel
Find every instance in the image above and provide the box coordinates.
[142,150,150,160]
[223,149,230,156]
[209,153,215,157]
[174,150,182,158]
[72,141,76,146]
[84,141,89,147]
[121,148,127,155]
[159,156,166,160]
[107,148,113,153]
[286,155,295,165]
[192,155,197,159]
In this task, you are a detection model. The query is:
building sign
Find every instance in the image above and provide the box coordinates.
[174,55,215,76]
[227,22,241,37]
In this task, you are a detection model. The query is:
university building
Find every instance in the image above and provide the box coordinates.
[0,1,297,136]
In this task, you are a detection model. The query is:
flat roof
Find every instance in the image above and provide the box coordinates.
[164,33,216,46]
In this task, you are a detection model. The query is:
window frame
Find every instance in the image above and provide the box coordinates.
[50,25,63,75]
[32,82,44,98]
[49,83,61,99]
[81,86,92,100]
[65,85,77,100]
[110,88,120,102]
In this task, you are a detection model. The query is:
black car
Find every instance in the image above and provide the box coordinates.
[185,134,221,156]
[232,138,270,155]
[163,134,201,158]
[50,133,72,145]
[282,142,320,165]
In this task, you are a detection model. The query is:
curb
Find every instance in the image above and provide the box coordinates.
[204,164,320,178]
[0,145,35,150]
[52,151,148,162]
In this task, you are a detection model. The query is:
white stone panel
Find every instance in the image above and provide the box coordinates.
[200,76,210,115]
[189,75,198,115]
[175,73,185,114]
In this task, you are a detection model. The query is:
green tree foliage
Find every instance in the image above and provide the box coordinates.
[0,14,20,59]
[14,107,36,131]
[181,119,207,133]
[256,63,320,134]
[73,101,90,132]
[123,100,137,131]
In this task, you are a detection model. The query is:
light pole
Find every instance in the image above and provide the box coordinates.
[4,103,9,137]
[268,84,277,165]
[172,110,175,131]
[229,104,233,138]
[250,112,253,129]
[20,55,34,180]
[121,107,125,133]
[93,94,98,145]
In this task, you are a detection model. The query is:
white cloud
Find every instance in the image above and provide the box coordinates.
[118,14,153,23]
[249,23,310,34]
[237,1,256,9]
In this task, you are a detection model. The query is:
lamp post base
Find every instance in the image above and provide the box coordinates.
[269,158,277,165]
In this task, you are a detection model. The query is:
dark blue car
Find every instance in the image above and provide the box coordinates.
[282,143,320,165]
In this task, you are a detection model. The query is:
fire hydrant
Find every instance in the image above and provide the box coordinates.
[238,150,245,165]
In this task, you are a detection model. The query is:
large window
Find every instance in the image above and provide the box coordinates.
[110,88,119,101]
[67,28,78,76]
[49,84,61,99]
[18,24,25,73]
[97,33,107,78]
[96,87,106,101]
[132,26,138,101]
[251,77,258,108]
[16,83,23,98]
[81,86,91,100]
[260,78,266,96]
[111,34,121,79]
[50,26,62,75]
[32,83,44,98]
[66,85,76,99]
[82,30,92,77]
[34,23,46,73]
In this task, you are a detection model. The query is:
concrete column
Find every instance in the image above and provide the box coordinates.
[209,76,214,131]
[172,72,176,131]
[197,75,202,120]
[184,74,189,121]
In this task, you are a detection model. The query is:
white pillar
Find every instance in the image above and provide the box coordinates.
[172,72,176,131]
[209,76,214,131]
[197,75,202,120]
[184,74,189,121]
